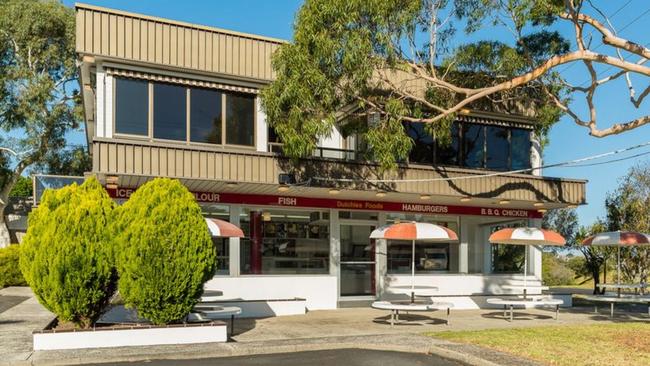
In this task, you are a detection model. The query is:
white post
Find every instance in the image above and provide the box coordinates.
[458,217,469,274]
[229,206,241,276]
[330,209,341,295]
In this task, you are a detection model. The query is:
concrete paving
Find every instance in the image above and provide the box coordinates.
[2,286,649,366]
[0,287,54,366]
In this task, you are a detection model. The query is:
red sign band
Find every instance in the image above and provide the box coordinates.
[107,187,542,219]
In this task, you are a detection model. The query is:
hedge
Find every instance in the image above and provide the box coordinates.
[19,177,116,328]
[0,245,27,287]
[115,178,215,324]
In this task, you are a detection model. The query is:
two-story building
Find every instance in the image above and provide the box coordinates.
[75,3,586,311]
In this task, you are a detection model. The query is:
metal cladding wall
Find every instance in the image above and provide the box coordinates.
[75,4,284,82]
[93,139,586,205]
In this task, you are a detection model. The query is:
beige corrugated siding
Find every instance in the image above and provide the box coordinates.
[76,4,284,81]
[93,140,586,204]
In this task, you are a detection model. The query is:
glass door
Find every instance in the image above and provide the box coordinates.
[340,225,376,296]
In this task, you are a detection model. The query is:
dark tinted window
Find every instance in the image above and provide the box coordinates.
[435,122,459,165]
[404,122,434,164]
[462,124,485,168]
[511,129,532,170]
[225,94,255,146]
[153,83,187,141]
[115,78,148,136]
[190,88,222,144]
[486,126,509,170]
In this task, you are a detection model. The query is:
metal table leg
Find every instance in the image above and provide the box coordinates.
[446,308,450,325]
[230,315,235,337]
[594,305,598,314]
[390,310,395,327]
[610,302,614,318]
[555,305,559,320]
[509,305,514,322]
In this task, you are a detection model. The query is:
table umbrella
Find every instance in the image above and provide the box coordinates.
[582,231,650,289]
[489,227,566,297]
[205,218,244,238]
[370,222,458,298]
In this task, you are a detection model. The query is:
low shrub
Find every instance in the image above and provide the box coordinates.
[0,245,27,287]
[542,252,576,286]
[19,177,116,328]
[115,178,215,325]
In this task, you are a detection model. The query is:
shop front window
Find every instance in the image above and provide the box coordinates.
[385,217,457,274]
[387,241,450,273]
[202,204,231,275]
[490,223,526,273]
[240,209,330,275]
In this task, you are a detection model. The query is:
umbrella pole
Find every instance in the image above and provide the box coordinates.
[411,239,415,303]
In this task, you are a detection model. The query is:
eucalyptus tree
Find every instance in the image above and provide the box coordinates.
[262,0,650,170]
[0,0,81,246]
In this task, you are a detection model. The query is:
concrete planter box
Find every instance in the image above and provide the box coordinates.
[33,321,227,350]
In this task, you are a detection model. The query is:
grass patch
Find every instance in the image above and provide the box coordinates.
[429,323,650,366]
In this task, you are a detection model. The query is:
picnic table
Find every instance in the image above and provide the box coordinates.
[388,285,438,303]
[487,298,563,322]
[501,285,549,299]
[583,294,650,317]
[595,283,646,298]
[371,300,453,326]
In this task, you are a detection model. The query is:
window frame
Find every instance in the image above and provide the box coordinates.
[111,77,257,150]
[403,120,532,173]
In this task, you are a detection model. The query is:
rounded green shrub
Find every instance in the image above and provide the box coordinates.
[19,177,116,328]
[0,245,27,288]
[115,178,215,324]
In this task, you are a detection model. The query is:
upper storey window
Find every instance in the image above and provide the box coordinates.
[153,83,187,141]
[114,78,148,136]
[226,94,255,146]
[113,77,255,148]
[404,121,532,172]
[190,88,222,144]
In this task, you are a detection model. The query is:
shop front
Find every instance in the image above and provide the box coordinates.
[108,187,544,310]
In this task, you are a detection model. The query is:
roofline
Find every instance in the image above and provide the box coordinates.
[75,2,290,45]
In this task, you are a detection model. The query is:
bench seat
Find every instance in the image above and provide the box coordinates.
[583,295,650,317]
[371,301,453,326]
[487,298,563,321]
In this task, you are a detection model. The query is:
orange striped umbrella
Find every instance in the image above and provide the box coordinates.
[582,231,650,287]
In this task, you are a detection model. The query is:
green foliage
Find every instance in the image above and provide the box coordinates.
[9,175,31,197]
[542,208,579,248]
[35,145,92,176]
[260,0,422,170]
[0,0,81,215]
[115,178,215,325]
[262,0,568,170]
[19,177,116,328]
[542,252,576,286]
[0,244,27,287]
[604,162,650,284]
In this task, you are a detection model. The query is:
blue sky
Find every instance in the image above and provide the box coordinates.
[63,0,650,226]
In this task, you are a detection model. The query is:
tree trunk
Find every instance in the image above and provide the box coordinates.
[592,265,601,295]
[0,208,11,248]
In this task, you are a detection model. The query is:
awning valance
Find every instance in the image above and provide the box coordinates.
[105,67,259,95]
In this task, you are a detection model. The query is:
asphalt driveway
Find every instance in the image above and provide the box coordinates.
[94,349,466,366]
